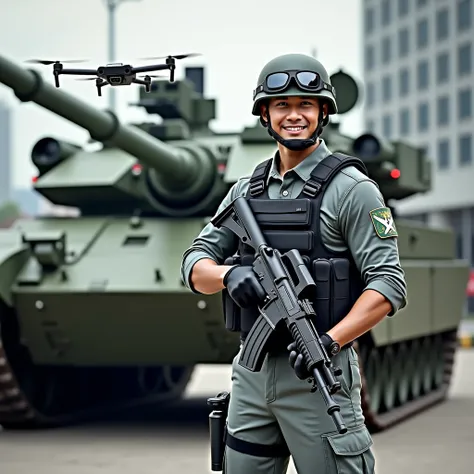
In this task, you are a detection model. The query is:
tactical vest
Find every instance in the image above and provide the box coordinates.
[222,152,369,345]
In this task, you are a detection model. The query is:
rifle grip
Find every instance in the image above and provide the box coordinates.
[238,315,274,372]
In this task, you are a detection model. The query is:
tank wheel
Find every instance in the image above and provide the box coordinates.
[358,331,459,433]
[396,342,410,405]
[382,346,397,411]
[364,347,383,414]
[4,338,95,419]
[409,339,422,399]
[135,365,194,399]
[137,367,164,395]
[420,337,434,394]
[162,366,194,395]
[19,367,63,415]
[432,335,444,389]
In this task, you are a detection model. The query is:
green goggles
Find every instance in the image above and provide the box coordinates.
[253,70,336,100]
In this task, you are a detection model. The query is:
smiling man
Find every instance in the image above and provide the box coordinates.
[180,53,407,474]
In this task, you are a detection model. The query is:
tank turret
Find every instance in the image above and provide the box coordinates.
[327,70,431,202]
[132,66,217,140]
[0,54,227,217]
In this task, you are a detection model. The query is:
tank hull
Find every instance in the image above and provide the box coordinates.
[10,217,239,367]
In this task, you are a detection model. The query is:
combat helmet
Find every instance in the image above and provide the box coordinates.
[252,53,338,151]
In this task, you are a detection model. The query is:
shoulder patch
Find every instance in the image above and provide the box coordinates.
[369,207,398,238]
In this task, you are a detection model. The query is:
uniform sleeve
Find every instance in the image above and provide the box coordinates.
[180,181,243,293]
[337,180,407,316]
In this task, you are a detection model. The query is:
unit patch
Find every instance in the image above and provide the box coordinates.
[369,207,398,239]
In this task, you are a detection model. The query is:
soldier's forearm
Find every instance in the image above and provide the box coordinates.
[190,258,234,295]
[326,289,392,348]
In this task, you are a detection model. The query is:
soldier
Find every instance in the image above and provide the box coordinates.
[180,53,407,474]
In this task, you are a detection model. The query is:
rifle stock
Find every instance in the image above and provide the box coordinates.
[211,196,348,434]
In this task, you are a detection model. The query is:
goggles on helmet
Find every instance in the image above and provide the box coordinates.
[253,70,336,100]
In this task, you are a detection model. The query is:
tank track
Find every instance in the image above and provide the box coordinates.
[0,303,194,429]
[356,330,458,433]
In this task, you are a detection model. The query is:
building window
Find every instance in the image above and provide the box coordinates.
[399,108,410,135]
[382,75,392,101]
[459,88,472,119]
[458,43,472,76]
[366,119,375,132]
[417,0,427,7]
[398,0,409,17]
[365,44,375,71]
[418,102,429,131]
[417,60,429,90]
[382,36,391,64]
[365,7,375,34]
[417,18,429,49]
[398,28,409,57]
[437,52,450,84]
[382,0,391,26]
[399,68,410,96]
[437,139,450,169]
[458,0,472,31]
[436,8,449,41]
[383,114,392,138]
[367,82,375,106]
[459,134,472,165]
[437,95,450,125]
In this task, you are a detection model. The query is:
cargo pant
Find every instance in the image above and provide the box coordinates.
[223,346,375,474]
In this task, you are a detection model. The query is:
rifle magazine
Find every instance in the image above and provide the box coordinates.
[238,315,274,372]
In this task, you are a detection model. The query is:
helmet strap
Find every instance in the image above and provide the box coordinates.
[263,107,325,152]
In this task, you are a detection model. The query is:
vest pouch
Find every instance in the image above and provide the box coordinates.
[222,256,241,332]
[311,257,353,331]
[312,259,332,333]
[249,199,312,228]
[263,230,314,253]
[330,258,351,326]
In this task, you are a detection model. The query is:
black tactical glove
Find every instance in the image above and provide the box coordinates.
[223,265,266,309]
[287,334,334,380]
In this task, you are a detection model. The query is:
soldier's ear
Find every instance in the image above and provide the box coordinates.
[260,103,269,128]
[322,102,328,119]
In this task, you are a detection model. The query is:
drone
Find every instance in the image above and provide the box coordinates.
[25,53,200,96]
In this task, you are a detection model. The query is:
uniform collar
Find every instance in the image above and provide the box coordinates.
[266,138,332,184]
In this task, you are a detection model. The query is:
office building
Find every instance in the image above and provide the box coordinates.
[362,0,474,311]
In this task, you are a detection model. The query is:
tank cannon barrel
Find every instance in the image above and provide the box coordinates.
[0,54,208,192]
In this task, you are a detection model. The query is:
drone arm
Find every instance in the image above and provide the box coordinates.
[132,64,169,74]
[132,77,151,92]
[59,68,98,76]
[96,78,108,97]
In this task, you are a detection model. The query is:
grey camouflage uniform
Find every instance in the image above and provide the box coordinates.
[180,138,407,474]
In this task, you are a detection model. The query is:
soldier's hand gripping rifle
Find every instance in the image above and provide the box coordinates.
[211,196,348,434]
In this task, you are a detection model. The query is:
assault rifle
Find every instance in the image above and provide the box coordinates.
[211,196,348,434]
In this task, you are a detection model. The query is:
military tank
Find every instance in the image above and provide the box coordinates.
[0,53,469,431]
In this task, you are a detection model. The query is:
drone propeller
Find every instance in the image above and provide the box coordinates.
[25,59,89,65]
[139,74,166,78]
[75,77,97,81]
[139,53,201,61]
